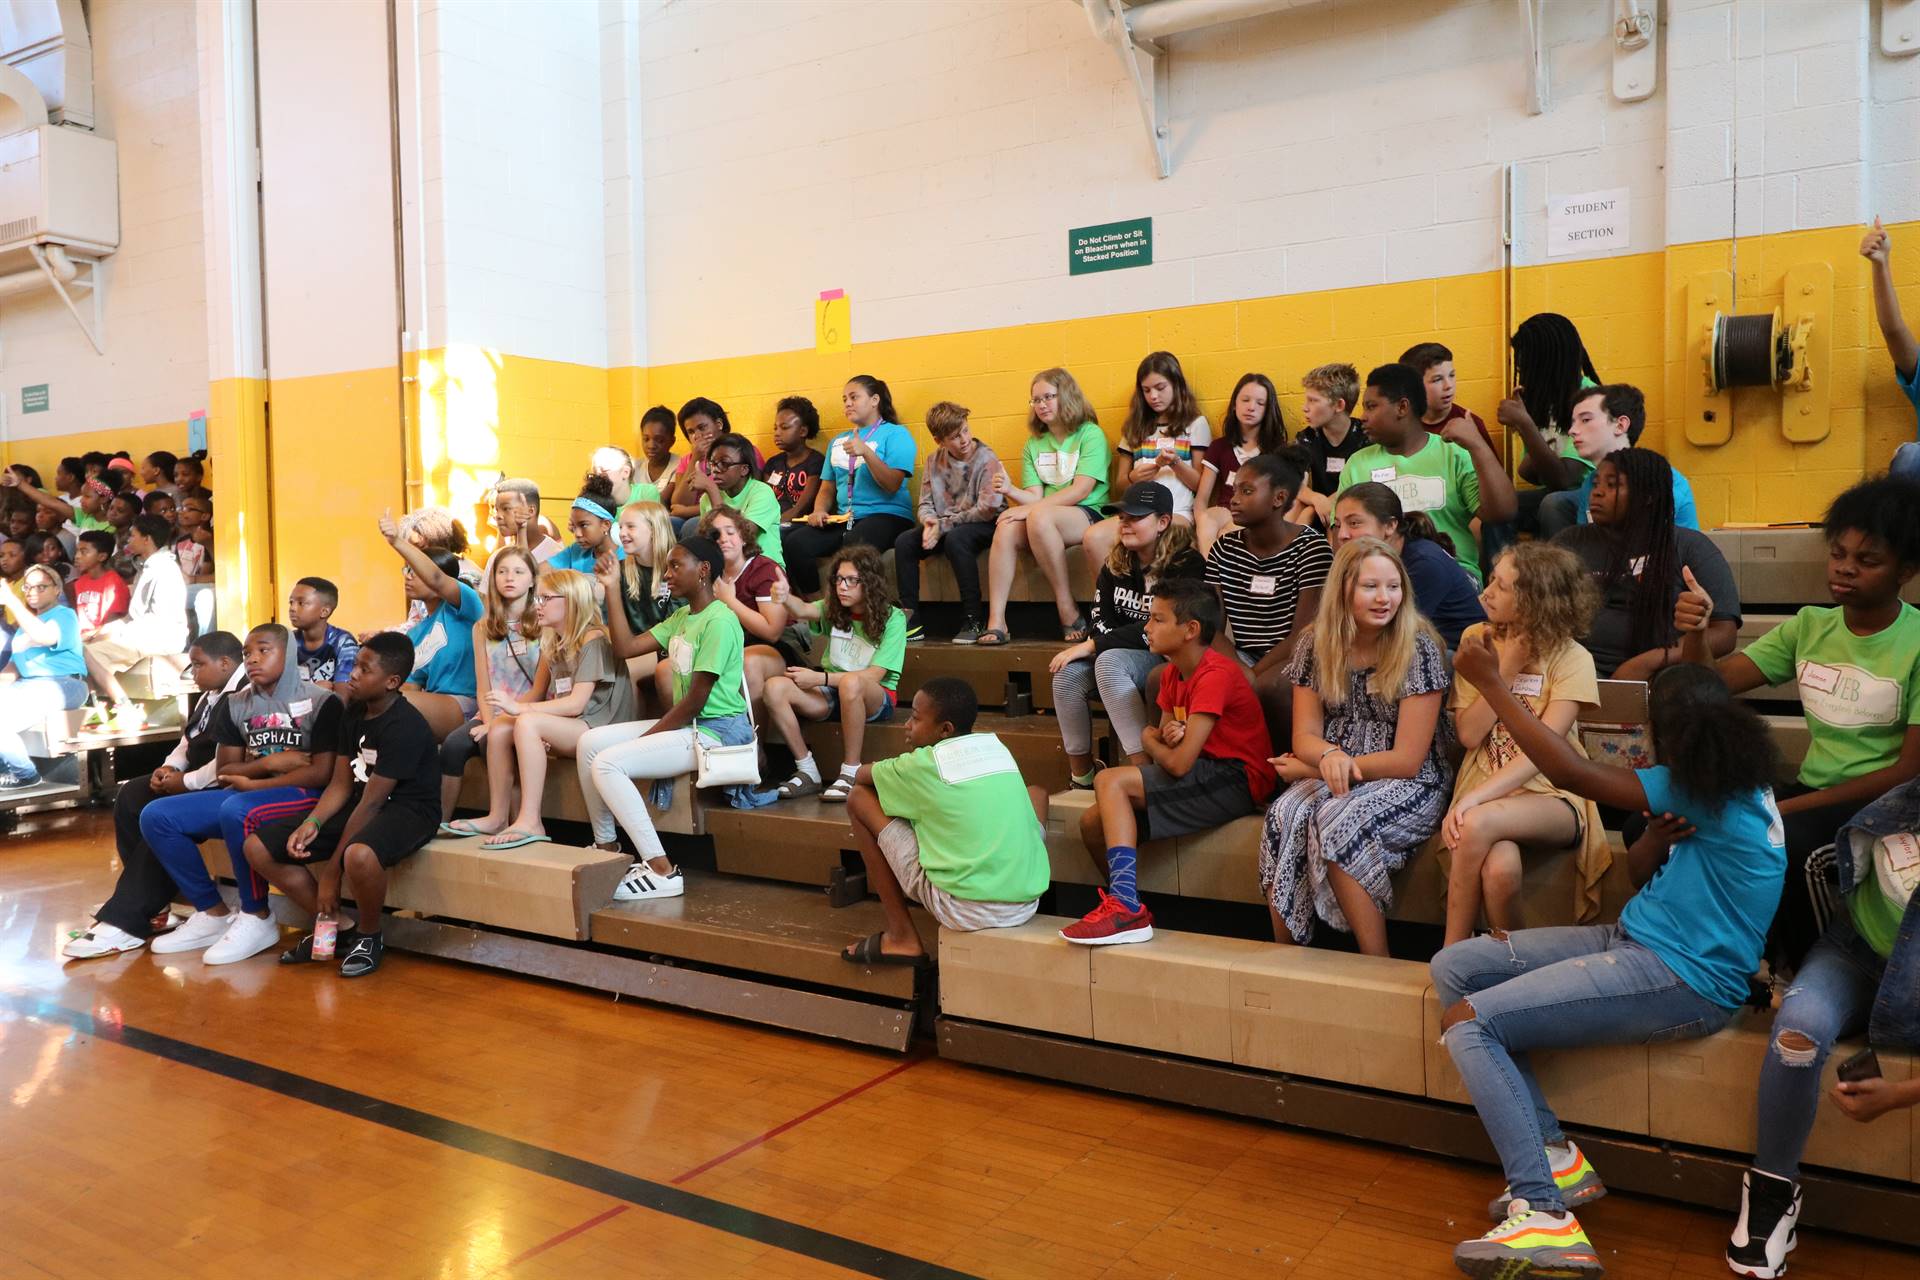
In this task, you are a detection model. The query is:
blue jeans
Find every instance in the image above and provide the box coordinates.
[140,785,320,912]
[1754,910,1885,1181]
[0,675,88,782]
[1431,924,1731,1209]
[1891,441,1920,483]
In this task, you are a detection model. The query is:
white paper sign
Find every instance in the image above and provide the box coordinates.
[1547,187,1629,258]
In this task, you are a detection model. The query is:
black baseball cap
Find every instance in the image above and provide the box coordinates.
[1103,482,1173,519]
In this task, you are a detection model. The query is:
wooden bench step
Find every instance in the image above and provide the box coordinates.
[589,869,931,1000]
[800,710,1087,794]
[702,795,852,886]
[898,638,1067,711]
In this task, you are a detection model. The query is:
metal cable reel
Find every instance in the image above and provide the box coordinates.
[1703,306,1816,394]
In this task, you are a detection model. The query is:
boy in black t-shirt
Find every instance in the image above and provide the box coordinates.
[243,632,441,978]
[1291,362,1368,526]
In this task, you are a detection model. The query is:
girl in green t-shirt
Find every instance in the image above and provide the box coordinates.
[764,544,904,802]
[980,367,1109,647]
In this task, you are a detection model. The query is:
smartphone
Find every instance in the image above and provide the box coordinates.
[1836,1046,1882,1083]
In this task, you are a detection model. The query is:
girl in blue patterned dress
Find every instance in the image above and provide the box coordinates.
[1259,536,1453,955]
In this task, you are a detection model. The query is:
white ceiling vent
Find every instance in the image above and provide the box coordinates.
[0,0,92,130]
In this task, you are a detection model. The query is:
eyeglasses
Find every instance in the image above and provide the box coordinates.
[714,457,749,471]
[532,593,561,605]
[1029,392,1059,406]
[832,575,863,587]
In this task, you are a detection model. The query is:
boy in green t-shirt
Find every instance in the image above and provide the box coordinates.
[1677,474,1920,965]
[692,432,785,566]
[841,676,1050,965]
[1336,362,1516,585]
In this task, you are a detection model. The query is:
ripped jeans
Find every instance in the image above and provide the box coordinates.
[1430,924,1732,1210]
[1754,910,1886,1182]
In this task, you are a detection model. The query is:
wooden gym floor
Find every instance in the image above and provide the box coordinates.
[2,811,1912,1280]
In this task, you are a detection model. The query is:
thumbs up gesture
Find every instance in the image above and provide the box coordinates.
[377,507,401,546]
[1861,216,1890,265]
[1675,565,1713,633]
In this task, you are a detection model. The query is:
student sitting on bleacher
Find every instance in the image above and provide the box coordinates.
[1403,341,1494,450]
[490,478,563,564]
[763,544,905,802]
[1063,579,1275,946]
[82,513,189,732]
[1555,384,1698,535]
[786,377,918,600]
[1050,482,1205,789]
[64,632,246,958]
[1194,372,1287,555]
[69,531,129,640]
[1082,351,1209,573]
[1729,774,1920,1279]
[700,507,789,695]
[666,397,729,527]
[582,535,755,903]
[173,454,209,501]
[1261,538,1451,955]
[841,676,1051,965]
[764,396,825,525]
[637,405,680,495]
[1495,311,1603,545]
[0,566,89,790]
[437,546,543,824]
[1861,218,1920,483]
[1337,363,1516,586]
[1441,544,1607,948]
[176,493,216,637]
[246,632,440,979]
[1552,447,1739,680]
[380,510,484,742]
[691,432,785,568]
[462,569,635,851]
[145,623,342,966]
[610,501,678,642]
[289,576,358,691]
[979,367,1109,647]
[590,444,658,511]
[1204,452,1331,746]
[1675,474,1920,970]
[1433,636,1784,1280]
[549,475,627,576]
[895,400,1005,643]
[142,488,176,532]
[1331,483,1484,647]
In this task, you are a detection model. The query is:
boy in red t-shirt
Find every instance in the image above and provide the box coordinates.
[68,530,129,638]
[1063,579,1276,945]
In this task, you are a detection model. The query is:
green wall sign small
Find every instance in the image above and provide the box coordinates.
[1069,217,1152,276]
[21,384,48,414]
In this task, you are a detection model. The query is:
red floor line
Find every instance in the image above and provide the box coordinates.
[506,1203,630,1267]
[671,1053,928,1186]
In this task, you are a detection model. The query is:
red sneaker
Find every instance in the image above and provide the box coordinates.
[1060,889,1154,946]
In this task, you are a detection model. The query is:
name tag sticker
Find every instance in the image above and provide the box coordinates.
[1370,466,1397,483]
[1798,662,1840,694]
[508,637,527,656]
[1325,457,1346,474]
[1884,832,1920,874]
[290,699,312,716]
[1509,673,1545,698]
[1249,574,1278,597]
[552,677,574,695]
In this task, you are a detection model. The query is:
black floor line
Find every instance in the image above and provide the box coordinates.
[5,993,981,1280]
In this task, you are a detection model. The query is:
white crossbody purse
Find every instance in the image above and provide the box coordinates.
[694,668,760,789]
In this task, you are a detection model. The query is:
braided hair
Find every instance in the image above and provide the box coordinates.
[1595,447,1680,660]
[1511,312,1600,433]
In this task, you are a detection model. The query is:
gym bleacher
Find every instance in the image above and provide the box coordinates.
[151,523,1920,1248]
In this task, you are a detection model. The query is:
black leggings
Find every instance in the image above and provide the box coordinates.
[95,775,182,938]
[781,513,916,595]
[1771,782,1860,970]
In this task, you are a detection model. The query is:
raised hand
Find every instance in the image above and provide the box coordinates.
[377,508,402,546]
[1675,565,1713,633]
[1453,628,1501,687]
[1860,216,1890,265]
[1495,387,1533,431]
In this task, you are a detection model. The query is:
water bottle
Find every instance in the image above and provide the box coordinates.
[312,911,338,960]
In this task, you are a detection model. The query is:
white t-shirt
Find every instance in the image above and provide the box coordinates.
[1127,415,1210,518]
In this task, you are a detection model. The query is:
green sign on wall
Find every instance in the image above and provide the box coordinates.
[1069,217,1152,276]
[20,384,48,414]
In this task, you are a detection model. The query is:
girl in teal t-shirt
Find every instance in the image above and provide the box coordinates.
[763,543,903,802]
[980,367,1110,647]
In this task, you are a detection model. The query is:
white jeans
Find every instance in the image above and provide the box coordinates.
[576,719,697,859]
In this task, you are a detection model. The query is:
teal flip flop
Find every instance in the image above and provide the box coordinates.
[482,830,552,851]
[438,819,492,838]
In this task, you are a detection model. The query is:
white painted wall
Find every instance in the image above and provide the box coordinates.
[1,0,206,441]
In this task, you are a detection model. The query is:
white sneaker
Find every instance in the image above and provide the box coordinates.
[614,861,685,901]
[63,922,147,959]
[150,910,233,954]
[202,912,282,965]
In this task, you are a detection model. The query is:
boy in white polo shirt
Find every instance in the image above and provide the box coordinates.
[839,676,1050,966]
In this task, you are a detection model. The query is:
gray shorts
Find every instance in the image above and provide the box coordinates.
[877,819,1038,932]
[1139,755,1259,841]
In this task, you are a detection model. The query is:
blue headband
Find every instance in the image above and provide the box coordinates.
[572,497,614,522]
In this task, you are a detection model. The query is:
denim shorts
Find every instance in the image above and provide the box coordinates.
[821,682,896,723]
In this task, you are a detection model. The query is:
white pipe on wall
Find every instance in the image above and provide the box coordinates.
[0,243,78,297]
[1123,0,1327,43]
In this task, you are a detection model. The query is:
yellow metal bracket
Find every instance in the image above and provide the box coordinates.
[1685,270,1733,447]
[1779,261,1832,443]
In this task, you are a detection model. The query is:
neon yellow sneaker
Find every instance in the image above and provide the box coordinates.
[1454,1201,1604,1279]
[1488,1141,1608,1220]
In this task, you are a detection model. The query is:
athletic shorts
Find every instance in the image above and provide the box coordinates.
[254,803,438,869]
[1139,756,1258,842]
[876,819,1037,932]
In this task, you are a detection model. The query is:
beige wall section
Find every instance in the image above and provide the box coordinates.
[0,0,204,463]
[255,0,405,624]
